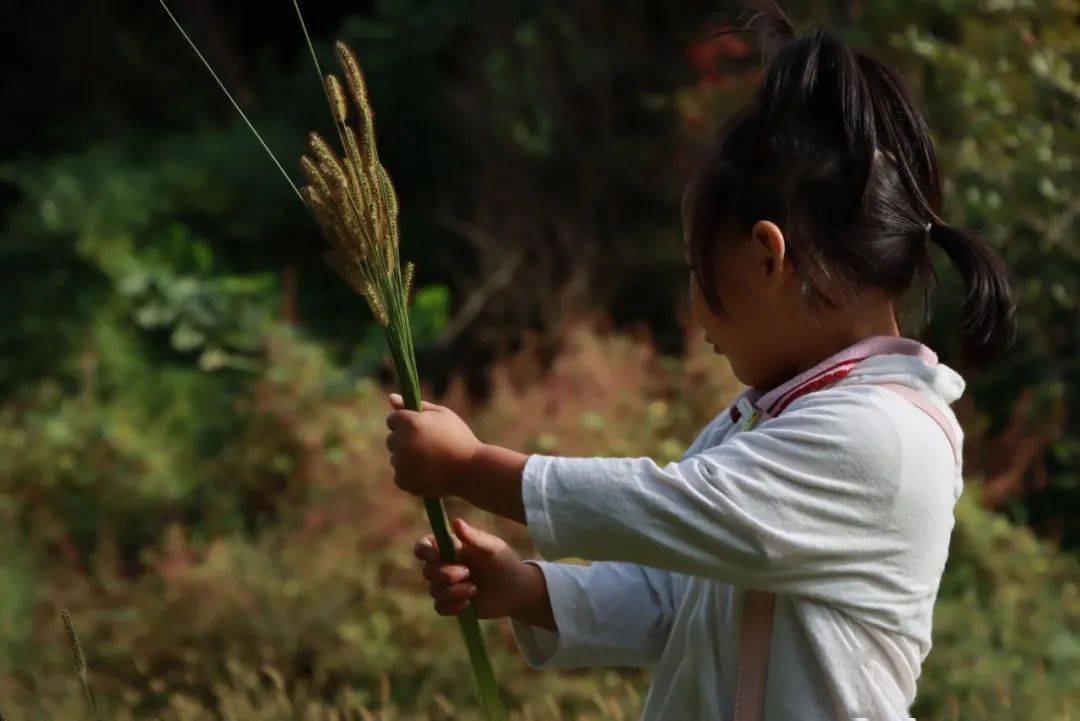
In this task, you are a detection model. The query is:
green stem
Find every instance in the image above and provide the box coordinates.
[385,328,507,720]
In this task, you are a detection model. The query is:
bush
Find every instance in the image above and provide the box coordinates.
[0,323,1075,720]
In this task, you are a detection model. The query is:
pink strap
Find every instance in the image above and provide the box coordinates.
[734,590,775,721]
[874,383,961,463]
[732,382,958,721]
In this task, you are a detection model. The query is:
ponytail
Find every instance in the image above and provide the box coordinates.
[928,222,1016,363]
[687,1,1018,367]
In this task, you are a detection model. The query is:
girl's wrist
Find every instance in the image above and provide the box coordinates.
[452,440,490,498]
[456,442,530,524]
[508,562,556,632]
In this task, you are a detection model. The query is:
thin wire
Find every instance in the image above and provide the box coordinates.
[156,0,304,203]
[291,0,381,266]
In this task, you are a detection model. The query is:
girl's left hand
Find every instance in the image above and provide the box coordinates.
[385,394,481,498]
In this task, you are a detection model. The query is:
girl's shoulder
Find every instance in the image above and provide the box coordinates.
[684,355,965,485]
[780,378,965,498]
[786,377,957,442]
[679,405,738,460]
[784,352,965,449]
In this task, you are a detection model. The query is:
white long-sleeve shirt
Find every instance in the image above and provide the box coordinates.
[510,337,965,720]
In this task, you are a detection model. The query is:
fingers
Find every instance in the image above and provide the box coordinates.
[414,533,476,616]
[384,405,439,438]
[385,409,417,453]
[388,393,445,412]
[385,409,416,431]
[422,561,470,585]
[453,518,505,559]
[413,535,439,561]
[412,534,462,562]
[415,541,471,585]
[432,582,477,616]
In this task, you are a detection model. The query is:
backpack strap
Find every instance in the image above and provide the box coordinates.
[874,382,961,463]
[731,382,958,721]
[734,589,776,721]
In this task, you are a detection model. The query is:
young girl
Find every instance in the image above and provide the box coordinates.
[384,3,1014,719]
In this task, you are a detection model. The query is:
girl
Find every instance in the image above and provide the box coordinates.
[385,3,1014,719]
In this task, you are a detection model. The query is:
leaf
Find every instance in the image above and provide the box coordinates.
[171,322,206,353]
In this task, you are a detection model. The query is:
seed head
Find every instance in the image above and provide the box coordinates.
[335,41,381,177]
[308,132,350,199]
[335,42,368,118]
[300,155,334,202]
[341,126,374,219]
[61,608,87,673]
[402,261,415,302]
[300,42,415,332]
[379,165,399,224]
[325,74,349,124]
[362,281,390,326]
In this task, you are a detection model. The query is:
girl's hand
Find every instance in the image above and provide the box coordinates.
[415,519,536,619]
[386,394,481,498]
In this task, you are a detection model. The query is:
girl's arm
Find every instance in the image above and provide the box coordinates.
[387,388,957,628]
[413,518,685,669]
[511,560,686,669]
[385,393,530,524]
[522,387,957,631]
[385,393,726,527]
[457,442,530,523]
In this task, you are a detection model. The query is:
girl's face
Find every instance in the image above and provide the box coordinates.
[686,219,903,391]
[686,220,802,390]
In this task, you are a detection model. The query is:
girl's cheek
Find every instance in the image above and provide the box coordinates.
[689,274,702,324]
[689,274,711,330]
[690,273,728,343]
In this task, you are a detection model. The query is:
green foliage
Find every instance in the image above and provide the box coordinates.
[0,523,35,669]
[0,315,241,562]
[870,0,1079,537]
[0,131,289,381]
[0,0,1075,718]
[915,493,1079,718]
[0,327,1075,720]
[409,285,452,347]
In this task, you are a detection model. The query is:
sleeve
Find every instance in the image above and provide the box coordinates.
[510,410,730,669]
[510,560,686,668]
[522,387,942,622]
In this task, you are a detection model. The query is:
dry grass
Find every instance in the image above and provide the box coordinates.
[0,321,1073,720]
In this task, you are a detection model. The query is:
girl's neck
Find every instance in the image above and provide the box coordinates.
[788,297,900,377]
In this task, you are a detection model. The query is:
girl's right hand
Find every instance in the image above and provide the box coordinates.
[414,518,532,619]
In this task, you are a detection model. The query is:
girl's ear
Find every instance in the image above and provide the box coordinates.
[751,220,790,289]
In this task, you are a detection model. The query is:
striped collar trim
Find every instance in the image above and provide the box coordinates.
[729,336,938,422]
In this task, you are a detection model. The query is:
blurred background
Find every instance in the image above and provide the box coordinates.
[1,0,1076,718]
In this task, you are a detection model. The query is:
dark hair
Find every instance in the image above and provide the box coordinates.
[683,0,1015,363]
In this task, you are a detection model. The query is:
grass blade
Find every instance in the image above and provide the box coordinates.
[61,609,100,721]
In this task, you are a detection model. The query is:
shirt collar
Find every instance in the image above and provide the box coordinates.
[730,335,938,422]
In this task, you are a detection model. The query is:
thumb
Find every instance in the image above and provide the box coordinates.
[453,518,504,558]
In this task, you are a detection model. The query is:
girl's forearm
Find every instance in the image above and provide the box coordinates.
[458,443,530,524]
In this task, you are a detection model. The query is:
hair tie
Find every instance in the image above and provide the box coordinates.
[924,221,934,244]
